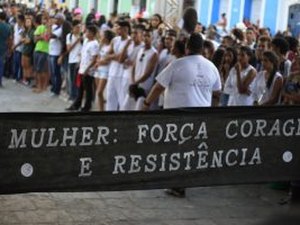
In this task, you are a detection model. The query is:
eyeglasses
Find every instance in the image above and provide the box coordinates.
[139,53,145,62]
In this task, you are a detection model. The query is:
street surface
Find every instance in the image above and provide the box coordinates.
[0,78,296,225]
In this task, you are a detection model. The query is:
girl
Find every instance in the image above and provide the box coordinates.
[220,47,237,106]
[21,17,35,85]
[224,46,257,106]
[94,30,115,111]
[253,51,283,105]
[150,14,164,49]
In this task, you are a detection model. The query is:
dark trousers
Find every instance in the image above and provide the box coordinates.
[4,53,13,79]
[49,55,61,95]
[13,51,23,81]
[67,63,79,100]
[0,56,4,85]
[73,75,94,110]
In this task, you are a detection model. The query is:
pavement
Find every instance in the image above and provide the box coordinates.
[0,78,298,225]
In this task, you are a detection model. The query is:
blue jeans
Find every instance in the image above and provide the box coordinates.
[0,56,4,85]
[220,93,230,106]
[67,63,79,100]
[13,51,23,81]
[49,55,61,95]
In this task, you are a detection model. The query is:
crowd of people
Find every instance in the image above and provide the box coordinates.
[0,3,300,110]
[0,2,300,200]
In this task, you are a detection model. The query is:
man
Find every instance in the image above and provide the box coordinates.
[13,13,25,82]
[48,13,64,97]
[119,25,144,110]
[66,25,99,112]
[122,28,158,110]
[144,32,221,109]
[143,33,222,196]
[106,20,131,111]
[0,11,11,87]
[255,35,272,72]
[245,27,256,50]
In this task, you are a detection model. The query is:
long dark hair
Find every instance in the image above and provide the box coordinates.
[225,47,238,68]
[182,7,198,34]
[263,51,279,89]
[212,48,225,70]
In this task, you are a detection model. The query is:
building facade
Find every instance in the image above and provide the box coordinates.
[196,0,300,35]
[67,0,156,19]
[56,0,300,36]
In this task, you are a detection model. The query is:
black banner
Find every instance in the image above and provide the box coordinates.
[0,106,300,194]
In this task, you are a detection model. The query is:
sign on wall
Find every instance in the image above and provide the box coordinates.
[0,106,300,194]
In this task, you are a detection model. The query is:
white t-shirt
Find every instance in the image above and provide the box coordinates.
[95,44,111,78]
[225,65,256,106]
[79,39,99,75]
[66,33,82,64]
[156,55,222,109]
[135,46,157,94]
[157,49,176,74]
[123,42,144,80]
[108,36,131,78]
[49,24,63,56]
[252,71,282,105]
[14,24,24,52]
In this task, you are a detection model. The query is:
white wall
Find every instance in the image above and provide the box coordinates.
[277,0,300,32]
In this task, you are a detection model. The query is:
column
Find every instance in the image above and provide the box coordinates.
[199,0,213,27]
[263,0,279,35]
[243,0,252,21]
[229,0,244,28]
[118,0,132,14]
[99,0,110,18]
[211,0,221,25]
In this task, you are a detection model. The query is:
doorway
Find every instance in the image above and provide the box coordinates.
[288,4,300,37]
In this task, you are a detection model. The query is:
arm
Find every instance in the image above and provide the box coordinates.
[119,39,132,63]
[67,36,82,53]
[105,41,119,61]
[142,82,165,110]
[83,55,98,75]
[134,53,158,84]
[236,64,256,94]
[261,76,283,105]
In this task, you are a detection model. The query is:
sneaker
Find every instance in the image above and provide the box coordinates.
[65,105,79,111]
[49,92,59,98]
[80,107,90,112]
[164,188,185,198]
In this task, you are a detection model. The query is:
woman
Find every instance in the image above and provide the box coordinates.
[150,14,164,49]
[253,51,283,105]
[220,47,237,106]
[94,30,115,111]
[224,46,257,106]
[65,20,83,101]
[21,17,35,85]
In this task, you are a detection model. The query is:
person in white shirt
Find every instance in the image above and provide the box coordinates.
[143,33,221,197]
[94,30,115,111]
[143,33,222,110]
[156,30,177,74]
[65,20,82,101]
[119,25,145,110]
[253,51,283,105]
[105,21,131,111]
[224,46,257,106]
[66,25,99,112]
[48,13,63,96]
[123,28,158,110]
[13,14,25,81]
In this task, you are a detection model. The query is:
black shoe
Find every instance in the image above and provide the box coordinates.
[165,188,185,198]
[65,105,79,111]
[80,107,90,112]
